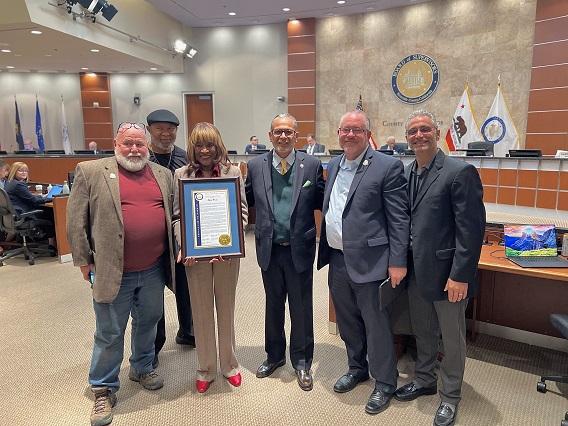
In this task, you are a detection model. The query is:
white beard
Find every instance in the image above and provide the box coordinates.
[115,150,149,172]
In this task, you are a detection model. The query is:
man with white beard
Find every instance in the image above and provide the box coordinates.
[67,123,175,426]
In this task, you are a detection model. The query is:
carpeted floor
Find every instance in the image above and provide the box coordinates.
[0,232,566,425]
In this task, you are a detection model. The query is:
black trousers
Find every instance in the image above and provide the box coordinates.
[328,249,397,389]
[155,262,193,357]
[261,244,314,370]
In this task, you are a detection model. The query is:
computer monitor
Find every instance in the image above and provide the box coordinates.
[14,150,36,155]
[249,149,269,154]
[403,149,415,156]
[468,141,494,155]
[508,149,542,158]
[456,149,487,157]
[46,184,64,199]
[0,150,7,155]
[74,150,96,155]
[377,149,394,155]
[328,149,344,156]
[45,150,66,155]
[227,150,238,155]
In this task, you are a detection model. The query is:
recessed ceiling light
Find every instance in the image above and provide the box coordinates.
[31,30,42,35]
[150,67,157,71]
[337,0,346,4]
[228,12,236,16]
[81,67,89,70]
[87,72,97,77]
[45,54,52,57]
[282,7,290,12]
[90,49,100,53]
[14,54,22,57]
[6,66,15,69]
[1,49,11,53]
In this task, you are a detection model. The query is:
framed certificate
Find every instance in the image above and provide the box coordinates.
[179,176,245,260]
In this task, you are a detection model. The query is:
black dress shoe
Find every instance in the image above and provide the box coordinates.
[365,388,393,415]
[333,373,369,393]
[394,382,437,402]
[175,332,196,348]
[434,403,457,426]
[295,369,313,391]
[256,359,286,378]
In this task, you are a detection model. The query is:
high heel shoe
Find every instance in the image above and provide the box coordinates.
[226,372,242,387]
[196,379,213,393]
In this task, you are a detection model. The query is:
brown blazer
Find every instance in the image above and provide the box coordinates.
[172,163,248,250]
[66,157,176,303]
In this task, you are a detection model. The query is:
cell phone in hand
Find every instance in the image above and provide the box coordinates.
[88,270,95,288]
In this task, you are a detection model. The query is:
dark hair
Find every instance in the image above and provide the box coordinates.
[250,135,257,141]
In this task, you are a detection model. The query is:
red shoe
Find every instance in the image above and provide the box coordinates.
[226,372,242,387]
[196,379,212,393]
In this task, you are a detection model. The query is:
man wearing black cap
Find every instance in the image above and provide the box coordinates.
[146,109,195,368]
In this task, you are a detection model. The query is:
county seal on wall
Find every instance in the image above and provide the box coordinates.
[391,54,440,104]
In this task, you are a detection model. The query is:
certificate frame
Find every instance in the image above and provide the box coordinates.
[179,176,245,261]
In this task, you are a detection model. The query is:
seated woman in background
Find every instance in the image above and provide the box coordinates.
[173,122,248,394]
[4,162,49,213]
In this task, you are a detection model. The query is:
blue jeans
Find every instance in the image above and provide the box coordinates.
[89,262,165,392]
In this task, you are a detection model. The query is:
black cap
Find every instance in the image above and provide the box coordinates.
[146,109,180,126]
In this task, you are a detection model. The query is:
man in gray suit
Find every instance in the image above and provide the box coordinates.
[317,110,410,415]
[67,123,175,426]
[394,110,485,426]
[245,113,324,391]
[302,134,326,155]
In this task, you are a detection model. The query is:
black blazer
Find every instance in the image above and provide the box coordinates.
[4,179,47,213]
[245,150,324,273]
[317,147,410,283]
[244,144,267,154]
[405,150,486,301]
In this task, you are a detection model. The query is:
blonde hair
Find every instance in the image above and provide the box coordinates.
[186,122,230,174]
[8,162,29,181]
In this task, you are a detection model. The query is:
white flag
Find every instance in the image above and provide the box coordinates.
[444,85,483,151]
[481,84,519,157]
[61,98,73,154]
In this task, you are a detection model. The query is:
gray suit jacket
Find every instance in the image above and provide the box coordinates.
[405,150,485,301]
[317,146,410,283]
[66,157,175,303]
[245,150,324,272]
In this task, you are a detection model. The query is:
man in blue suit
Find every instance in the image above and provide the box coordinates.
[317,110,410,415]
[245,113,324,391]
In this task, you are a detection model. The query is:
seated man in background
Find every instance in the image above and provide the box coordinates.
[0,159,9,190]
[67,123,175,426]
[302,134,326,155]
[88,141,99,154]
[244,135,266,154]
[379,136,407,154]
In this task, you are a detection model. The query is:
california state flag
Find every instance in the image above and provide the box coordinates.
[481,82,519,157]
[443,85,483,152]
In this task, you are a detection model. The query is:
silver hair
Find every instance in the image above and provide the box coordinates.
[340,110,371,130]
[404,110,438,130]
[271,113,298,130]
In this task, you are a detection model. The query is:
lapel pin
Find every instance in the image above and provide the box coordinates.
[363,160,369,166]
[110,173,116,179]
[300,163,304,168]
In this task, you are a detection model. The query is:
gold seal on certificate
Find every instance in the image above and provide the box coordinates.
[219,234,231,246]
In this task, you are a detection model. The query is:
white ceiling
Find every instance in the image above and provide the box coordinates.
[0,0,426,73]
[148,0,425,27]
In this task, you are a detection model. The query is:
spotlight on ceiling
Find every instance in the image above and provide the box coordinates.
[67,0,118,21]
[186,47,198,59]
[174,39,187,54]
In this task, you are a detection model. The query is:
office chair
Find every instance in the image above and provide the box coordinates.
[468,141,494,155]
[537,313,568,426]
[0,188,55,266]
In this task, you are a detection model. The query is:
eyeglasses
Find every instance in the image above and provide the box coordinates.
[195,142,217,151]
[339,127,367,136]
[271,128,296,137]
[117,122,147,134]
[406,126,434,136]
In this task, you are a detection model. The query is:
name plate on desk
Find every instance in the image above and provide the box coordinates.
[179,177,245,261]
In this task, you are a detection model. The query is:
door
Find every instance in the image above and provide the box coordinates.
[185,94,214,139]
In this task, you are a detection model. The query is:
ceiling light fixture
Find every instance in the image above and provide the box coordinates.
[90,48,100,52]
[228,12,236,16]
[65,0,118,22]
[6,66,15,69]
[1,49,11,53]
[150,67,157,71]
[282,7,290,12]
[30,30,43,35]
[174,39,187,53]
[337,0,346,4]
[81,67,89,70]
[186,47,198,59]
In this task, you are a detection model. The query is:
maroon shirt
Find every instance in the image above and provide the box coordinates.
[118,165,166,272]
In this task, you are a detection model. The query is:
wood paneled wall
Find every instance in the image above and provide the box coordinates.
[526,0,568,154]
[80,73,114,150]
[287,19,316,148]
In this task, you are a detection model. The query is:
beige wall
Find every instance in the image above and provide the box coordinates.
[316,0,537,149]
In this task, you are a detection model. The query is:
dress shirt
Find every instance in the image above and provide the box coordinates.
[325,150,366,250]
[307,144,314,155]
[272,149,296,174]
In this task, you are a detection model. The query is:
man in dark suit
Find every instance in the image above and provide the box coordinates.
[245,113,324,391]
[317,110,410,415]
[302,134,326,155]
[394,110,485,426]
[379,136,407,154]
[244,135,266,154]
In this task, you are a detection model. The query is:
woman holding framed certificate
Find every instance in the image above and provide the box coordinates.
[173,122,248,394]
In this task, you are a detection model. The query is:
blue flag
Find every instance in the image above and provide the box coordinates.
[35,99,45,153]
[15,99,24,150]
